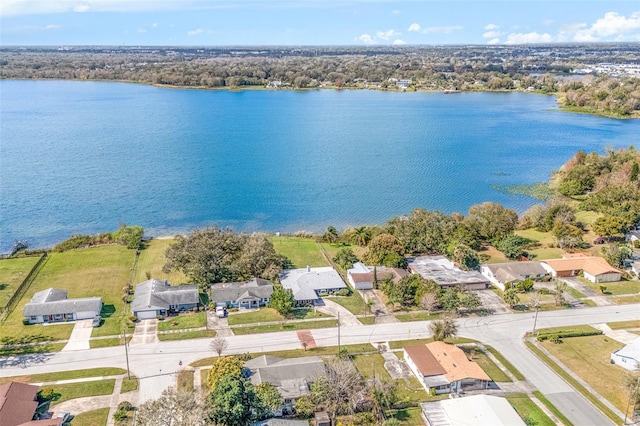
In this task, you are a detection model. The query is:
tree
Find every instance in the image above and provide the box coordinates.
[351,226,371,247]
[458,290,482,311]
[439,287,461,312]
[136,387,205,426]
[420,292,439,314]
[601,244,631,268]
[234,233,286,281]
[333,247,359,270]
[451,244,480,270]
[268,286,295,316]
[430,317,457,341]
[323,226,339,243]
[255,382,283,415]
[496,235,536,260]
[363,233,406,268]
[207,375,266,426]
[626,368,640,422]
[312,358,367,420]
[552,223,585,249]
[379,274,436,309]
[503,288,520,307]
[592,216,627,242]
[208,356,244,389]
[210,336,228,357]
[553,280,568,306]
[467,202,518,242]
[112,224,144,249]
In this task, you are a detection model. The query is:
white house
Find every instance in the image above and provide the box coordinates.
[420,395,526,426]
[541,254,622,283]
[611,337,640,371]
[347,262,409,290]
[22,288,102,324]
[279,266,347,305]
[480,261,548,291]
[211,278,273,309]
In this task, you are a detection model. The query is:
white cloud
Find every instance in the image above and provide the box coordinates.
[137,27,147,33]
[376,29,400,40]
[423,25,463,34]
[392,9,400,15]
[484,23,499,31]
[487,38,500,45]
[504,31,553,44]
[572,11,640,41]
[408,23,421,32]
[187,28,204,36]
[392,39,406,45]
[483,31,500,38]
[357,33,376,45]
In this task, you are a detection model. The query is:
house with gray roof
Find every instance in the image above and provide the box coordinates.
[611,336,640,372]
[211,278,274,309]
[279,266,347,305]
[347,262,409,290]
[22,288,102,324]
[408,256,490,291]
[131,279,199,320]
[480,261,549,291]
[244,355,326,415]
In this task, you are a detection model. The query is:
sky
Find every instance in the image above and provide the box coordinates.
[1,0,640,46]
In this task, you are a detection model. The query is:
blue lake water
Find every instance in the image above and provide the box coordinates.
[1,80,639,252]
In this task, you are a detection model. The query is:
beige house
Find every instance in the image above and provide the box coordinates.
[541,254,622,283]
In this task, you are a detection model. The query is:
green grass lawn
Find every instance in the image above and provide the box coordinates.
[200,368,211,391]
[0,256,41,310]
[0,367,126,385]
[607,320,640,330]
[388,337,476,350]
[48,379,116,406]
[358,316,376,325]
[70,407,109,426]
[613,295,640,304]
[269,236,329,268]
[575,210,603,226]
[319,242,368,267]
[227,307,329,326]
[328,293,367,315]
[506,394,556,426]
[157,312,206,331]
[0,341,67,356]
[590,279,640,295]
[231,319,337,335]
[121,375,138,393]
[533,391,574,426]
[157,329,216,341]
[540,335,629,417]
[89,336,131,349]
[0,246,135,342]
[459,346,511,382]
[536,325,600,338]
[134,238,189,284]
[386,406,425,425]
[395,312,440,322]
[177,370,195,391]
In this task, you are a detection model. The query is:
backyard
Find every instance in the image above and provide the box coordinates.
[269,236,329,268]
[0,256,41,311]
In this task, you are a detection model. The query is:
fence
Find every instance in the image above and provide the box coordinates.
[0,253,48,323]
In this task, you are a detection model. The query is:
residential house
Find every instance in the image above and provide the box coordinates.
[611,337,640,371]
[0,382,62,426]
[244,355,326,415]
[631,261,640,277]
[480,261,549,291]
[541,254,622,283]
[279,267,347,305]
[347,262,409,290]
[211,278,273,309]
[408,256,490,291]
[22,288,102,325]
[396,78,412,88]
[626,230,640,243]
[252,420,309,426]
[131,279,199,320]
[420,395,526,426]
[314,412,331,426]
[404,342,492,394]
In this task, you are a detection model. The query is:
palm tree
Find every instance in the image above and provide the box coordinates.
[323,226,339,244]
[352,226,371,247]
[503,288,520,307]
[430,317,457,341]
[554,280,568,306]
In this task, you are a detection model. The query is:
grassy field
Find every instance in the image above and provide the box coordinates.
[157,329,216,341]
[607,320,640,330]
[49,379,116,405]
[613,295,640,304]
[134,238,188,284]
[157,312,206,331]
[589,279,640,296]
[231,319,337,335]
[359,316,376,325]
[269,236,329,268]
[71,407,109,426]
[0,341,67,356]
[506,394,556,426]
[536,325,600,338]
[395,312,440,322]
[0,246,135,343]
[0,367,126,385]
[540,335,629,416]
[0,256,41,310]
[388,337,476,350]
[478,245,508,263]
[227,307,329,325]
[319,242,367,267]
[89,336,130,349]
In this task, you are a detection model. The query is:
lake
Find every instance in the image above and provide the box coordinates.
[1,80,639,252]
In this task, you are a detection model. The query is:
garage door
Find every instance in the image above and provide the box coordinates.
[136,310,157,320]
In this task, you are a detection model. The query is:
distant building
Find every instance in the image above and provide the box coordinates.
[211,278,273,309]
[279,267,347,305]
[611,337,640,372]
[420,394,526,426]
[409,256,490,290]
[541,254,622,283]
[347,262,409,290]
[22,288,102,325]
[131,279,199,320]
[267,80,282,88]
[480,261,548,291]
[396,78,412,88]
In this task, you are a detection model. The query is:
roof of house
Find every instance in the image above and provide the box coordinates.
[348,263,409,284]
[19,420,63,426]
[405,342,490,383]
[22,288,102,317]
[542,255,622,277]
[613,337,640,362]
[0,382,39,426]
[420,395,526,426]
[408,256,489,287]
[131,279,199,312]
[627,230,640,239]
[483,261,548,284]
[279,267,346,301]
[211,278,274,302]
[245,355,326,400]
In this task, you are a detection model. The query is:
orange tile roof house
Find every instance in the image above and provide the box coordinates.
[541,254,622,283]
[0,382,61,426]
[404,342,491,394]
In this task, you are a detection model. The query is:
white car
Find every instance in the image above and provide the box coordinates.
[215,306,227,318]
[56,411,71,424]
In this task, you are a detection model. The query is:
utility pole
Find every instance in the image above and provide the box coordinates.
[532,300,540,336]
[337,311,341,355]
[122,328,131,380]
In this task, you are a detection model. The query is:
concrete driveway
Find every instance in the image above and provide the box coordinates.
[208,311,233,337]
[129,319,158,345]
[475,289,510,314]
[62,320,93,351]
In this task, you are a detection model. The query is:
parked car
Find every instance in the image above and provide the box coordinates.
[215,306,227,318]
[56,411,71,424]
[92,315,102,327]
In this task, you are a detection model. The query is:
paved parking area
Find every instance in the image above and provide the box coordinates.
[62,319,93,351]
[129,319,158,345]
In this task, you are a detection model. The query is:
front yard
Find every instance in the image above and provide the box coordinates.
[157,311,206,331]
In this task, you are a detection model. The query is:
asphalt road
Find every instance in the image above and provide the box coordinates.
[2,303,638,425]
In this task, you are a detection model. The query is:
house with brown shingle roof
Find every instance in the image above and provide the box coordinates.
[404,342,491,394]
[347,262,409,290]
[0,382,62,426]
[541,254,622,283]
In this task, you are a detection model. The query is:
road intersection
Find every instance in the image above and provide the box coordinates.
[2,303,638,425]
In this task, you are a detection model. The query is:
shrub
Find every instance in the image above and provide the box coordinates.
[336,288,351,296]
[537,330,602,341]
[128,315,137,322]
[117,401,133,411]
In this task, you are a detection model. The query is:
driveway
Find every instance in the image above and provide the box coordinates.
[360,289,400,324]
[315,299,361,326]
[129,319,158,345]
[475,289,510,314]
[207,311,233,337]
[561,277,613,306]
[62,319,93,351]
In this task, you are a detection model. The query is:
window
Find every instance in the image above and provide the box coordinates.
[30,316,38,321]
